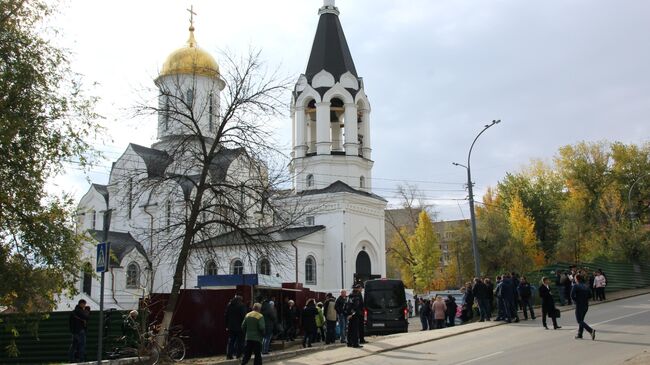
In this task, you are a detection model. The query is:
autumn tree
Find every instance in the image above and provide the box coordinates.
[410,210,442,292]
[0,0,101,355]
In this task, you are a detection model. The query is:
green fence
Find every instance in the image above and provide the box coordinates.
[0,309,127,364]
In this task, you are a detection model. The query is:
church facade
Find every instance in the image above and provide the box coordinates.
[58,1,386,311]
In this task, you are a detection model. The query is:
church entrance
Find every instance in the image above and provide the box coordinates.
[354,250,377,285]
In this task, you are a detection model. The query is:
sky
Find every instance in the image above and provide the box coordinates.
[50,0,650,220]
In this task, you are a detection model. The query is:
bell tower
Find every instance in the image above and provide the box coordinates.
[291,0,373,193]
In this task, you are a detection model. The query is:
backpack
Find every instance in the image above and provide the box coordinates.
[325,300,337,321]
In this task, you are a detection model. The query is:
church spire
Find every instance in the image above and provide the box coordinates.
[305,0,357,82]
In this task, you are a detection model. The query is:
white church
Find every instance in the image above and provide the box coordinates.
[58,1,386,311]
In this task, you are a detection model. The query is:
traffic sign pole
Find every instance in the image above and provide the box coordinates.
[97,210,112,364]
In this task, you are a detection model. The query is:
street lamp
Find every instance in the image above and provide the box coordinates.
[628,172,650,221]
[453,119,501,278]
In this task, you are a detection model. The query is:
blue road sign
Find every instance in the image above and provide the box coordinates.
[96,242,110,272]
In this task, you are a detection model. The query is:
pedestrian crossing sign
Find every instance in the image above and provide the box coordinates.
[96,242,110,272]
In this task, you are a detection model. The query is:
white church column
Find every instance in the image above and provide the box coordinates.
[344,103,358,156]
[360,108,371,159]
[294,106,307,158]
[316,101,331,155]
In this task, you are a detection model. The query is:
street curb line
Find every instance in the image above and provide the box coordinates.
[201,289,650,365]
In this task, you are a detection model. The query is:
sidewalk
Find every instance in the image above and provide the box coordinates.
[198,287,650,365]
[76,287,650,365]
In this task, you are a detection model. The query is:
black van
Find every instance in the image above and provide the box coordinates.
[363,279,408,335]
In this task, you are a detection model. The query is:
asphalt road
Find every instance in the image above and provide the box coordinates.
[314,294,650,365]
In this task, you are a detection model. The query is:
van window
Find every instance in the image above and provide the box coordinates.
[365,282,405,309]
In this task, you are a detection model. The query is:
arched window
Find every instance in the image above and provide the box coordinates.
[208,93,214,131]
[258,258,271,276]
[305,256,316,284]
[163,95,170,130]
[205,260,218,276]
[231,259,244,275]
[186,88,194,105]
[359,176,365,189]
[166,200,172,228]
[306,174,314,188]
[126,262,140,289]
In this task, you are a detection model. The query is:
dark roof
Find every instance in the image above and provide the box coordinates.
[89,230,149,267]
[305,10,357,82]
[130,143,173,178]
[209,147,246,181]
[298,180,387,202]
[92,184,109,205]
[195,225,326,248]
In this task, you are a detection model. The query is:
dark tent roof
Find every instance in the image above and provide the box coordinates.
[305,10,357,82]
[209,147,246,181]
[130,143,173,178]
[298,180,387,202]
[89,230,149,267]
[92,184,109,205]
[195,225,326,248]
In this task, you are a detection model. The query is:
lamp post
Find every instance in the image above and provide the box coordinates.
[628,173,649,221]
[453,119,501,278]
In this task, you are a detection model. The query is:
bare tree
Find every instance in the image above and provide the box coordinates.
[118,48,307,331]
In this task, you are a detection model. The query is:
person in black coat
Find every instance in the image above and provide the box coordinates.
[445,295,458,327]
[225,295,246,359]
[68,299,89,362]
[301,299,318,348]
[419,298,430,330]
[539,277,561,330]
[484,278,495,317]
[472,277,490,321]
[571,274,596,340]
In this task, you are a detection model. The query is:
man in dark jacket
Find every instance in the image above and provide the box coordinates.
[225,295,247,359]
[282,299,298,341]
[539,277,561,330]
[335,290,348,343]
[346,284,364,348]
[472,277,490,321]
[484,278,495,317]
[571,274,596,340]
[445,295,458,327]
[499,274,518,323]
[261,298,277,354]
[518,277,536,320]
[69,299,89,362]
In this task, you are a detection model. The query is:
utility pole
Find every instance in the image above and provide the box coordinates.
[453,119,501,278]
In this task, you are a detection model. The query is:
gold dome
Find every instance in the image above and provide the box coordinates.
[160,26,219,78]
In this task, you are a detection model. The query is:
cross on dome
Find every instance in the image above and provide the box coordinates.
[187,5,197,30]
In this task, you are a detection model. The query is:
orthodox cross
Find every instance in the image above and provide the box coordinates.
[187,5,197,28]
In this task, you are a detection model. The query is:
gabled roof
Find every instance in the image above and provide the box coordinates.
[89,230,149,267]
[130,143,173,178]
[91,184,109,205]
[195,225,326,248]
[305,8,357,82]
[298,180,387,202]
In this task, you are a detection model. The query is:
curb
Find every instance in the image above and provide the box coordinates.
[214,343,347,365]
[85,289,650,365]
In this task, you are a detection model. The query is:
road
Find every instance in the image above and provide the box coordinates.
[271,294,650,365]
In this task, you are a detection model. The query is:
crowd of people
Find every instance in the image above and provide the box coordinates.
[67,266,607,363]
[414,265,606,341]
[224,283,367,365]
